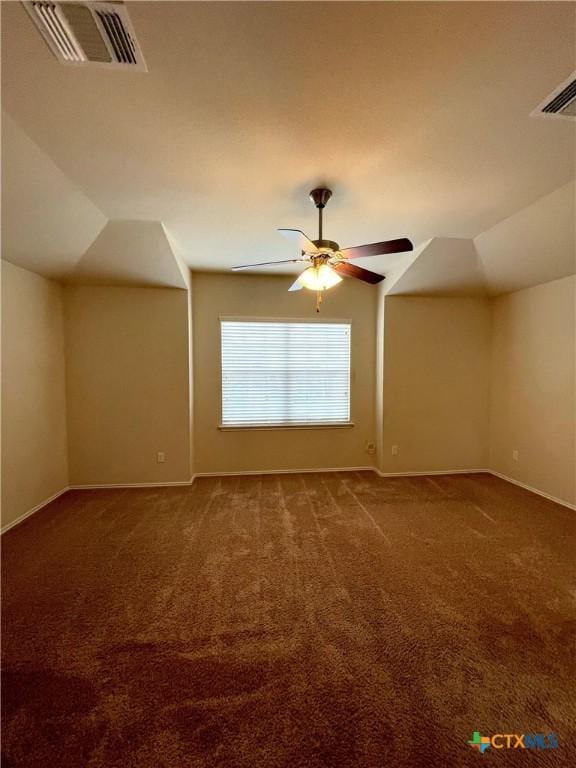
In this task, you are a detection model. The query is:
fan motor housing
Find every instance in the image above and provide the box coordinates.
[312,239,340,253]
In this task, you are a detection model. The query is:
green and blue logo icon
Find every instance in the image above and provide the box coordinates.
[469,732,491,753]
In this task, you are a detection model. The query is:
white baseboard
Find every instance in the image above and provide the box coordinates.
[1,469,371,534]
[375,467,575,510]
[1,479,195,534]
[490,471,576,511]
[375,468,489,478]
[69,478,195,490]
[3,467,573,535]
[1,487,69,534]
[193,466,375,478]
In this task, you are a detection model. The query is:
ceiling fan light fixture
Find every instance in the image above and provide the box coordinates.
[231,188,413,309]
[297,264,342,291]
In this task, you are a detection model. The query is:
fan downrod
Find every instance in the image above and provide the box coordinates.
[310,188,332,241]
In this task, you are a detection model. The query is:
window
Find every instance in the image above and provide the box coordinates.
[220,320,351,428]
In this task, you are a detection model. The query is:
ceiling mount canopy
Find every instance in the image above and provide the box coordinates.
[309,187,332,209]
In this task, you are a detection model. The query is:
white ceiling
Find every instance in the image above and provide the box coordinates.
[1,1,575,292]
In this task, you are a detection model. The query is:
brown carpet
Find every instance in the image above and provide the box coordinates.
[2,471,575,767]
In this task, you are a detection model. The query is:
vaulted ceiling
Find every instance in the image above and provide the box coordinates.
[388,181,575,297]
[1,1,574,294]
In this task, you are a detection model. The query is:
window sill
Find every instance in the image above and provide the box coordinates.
[218,422,355,432]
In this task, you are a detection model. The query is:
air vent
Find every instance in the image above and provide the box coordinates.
[23,1,147,71]
[532,72,576,121]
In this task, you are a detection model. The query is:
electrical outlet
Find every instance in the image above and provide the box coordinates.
[391,445,399,456]
[365,441,376,455]
[157,451,166,464]
[512,449,519,462]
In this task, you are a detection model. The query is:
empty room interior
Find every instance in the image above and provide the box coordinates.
[1,1,575,766]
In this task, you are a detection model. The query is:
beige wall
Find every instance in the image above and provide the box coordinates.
[379,296,491,473]
[3,263,573,513]
[192,272,377,473]
[64,286,192,485]
[489,276,575,505]
[375,284,386,465]
[1,262,69,528]
[187,273,195,478]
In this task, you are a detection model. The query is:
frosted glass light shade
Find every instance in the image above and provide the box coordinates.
[297,264,342,291]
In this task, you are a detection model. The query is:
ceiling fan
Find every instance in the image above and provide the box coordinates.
[231,188,414,311]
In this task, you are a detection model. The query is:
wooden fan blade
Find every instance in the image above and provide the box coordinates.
[231,258,307,271]
[340,238,413,260]
[334,261,385,284]
[278,229,319,254]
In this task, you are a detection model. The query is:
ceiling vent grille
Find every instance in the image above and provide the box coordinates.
[532,72,576,121]
[23,1,147,71]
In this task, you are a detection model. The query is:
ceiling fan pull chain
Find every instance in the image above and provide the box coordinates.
[316,290,323,313]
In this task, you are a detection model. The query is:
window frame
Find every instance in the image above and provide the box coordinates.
[218,316,354,431]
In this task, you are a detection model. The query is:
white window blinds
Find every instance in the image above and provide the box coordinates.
[220,320,351,427]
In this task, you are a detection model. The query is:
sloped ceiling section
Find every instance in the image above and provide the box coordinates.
[1,112,107,278]
[377,240,431,294]
[474,180,576,296]
[1,115,188,289]
[70,220,188,289]
[387,238,487,297]
[385,182,575,298]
